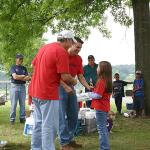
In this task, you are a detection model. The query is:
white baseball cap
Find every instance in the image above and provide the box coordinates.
[57,30,77,43]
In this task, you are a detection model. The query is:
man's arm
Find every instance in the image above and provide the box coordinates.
[61,73,77,86]
[60,80,74,95]
[12,73,31,81]
[23,75,31,81]
[77,74,92,91]
[12,73,26,80]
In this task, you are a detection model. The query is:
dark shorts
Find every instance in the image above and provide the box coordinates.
[133,96,144,110]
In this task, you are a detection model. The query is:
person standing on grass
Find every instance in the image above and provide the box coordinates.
[30,30,77,150]
[83,55,98,108]
[59,37,92,150]
[89,61,112,150]
[132,70,144,117]
[10,54,31,125]
[113,73,133,114]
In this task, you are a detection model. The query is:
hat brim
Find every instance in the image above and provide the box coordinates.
[16,57,23,59]
[72,37,77,43]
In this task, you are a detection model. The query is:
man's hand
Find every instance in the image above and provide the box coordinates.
[89,85,94,91]
[64,86,74,95]
[60,80,74,95]
[23,75,31,81]
[61,73,77,86]
[72,78,77,86]
[78,74,94,91]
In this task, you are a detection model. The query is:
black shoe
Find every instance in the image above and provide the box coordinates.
[20,118,26,123]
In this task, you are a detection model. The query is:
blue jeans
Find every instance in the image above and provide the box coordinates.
[31,98,59,150]
[85,88,92,108]
[96,110,110,150]
[59,86,78,146]
[10,83,26,122]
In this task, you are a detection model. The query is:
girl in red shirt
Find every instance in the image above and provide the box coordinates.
[89,61,112,150]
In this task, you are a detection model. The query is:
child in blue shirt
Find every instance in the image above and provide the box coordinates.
[133,70,144,117]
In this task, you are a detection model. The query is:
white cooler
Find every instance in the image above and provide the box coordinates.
[78,108,97,133]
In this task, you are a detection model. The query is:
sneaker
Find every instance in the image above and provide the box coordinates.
[69,141,82,148]
[20,118,26,123]
[60,144,74,150]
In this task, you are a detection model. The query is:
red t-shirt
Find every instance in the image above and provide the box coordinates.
[69,55,83,77]
[91,79,111,112]
[30,42,69,100]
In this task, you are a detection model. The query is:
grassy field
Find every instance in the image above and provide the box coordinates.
[0,101,150,150]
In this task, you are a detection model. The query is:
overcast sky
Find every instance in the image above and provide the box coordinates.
[43,14,135,66]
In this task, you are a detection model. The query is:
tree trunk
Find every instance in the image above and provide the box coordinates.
[132,0,150,115]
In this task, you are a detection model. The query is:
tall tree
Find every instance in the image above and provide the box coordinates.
[132,0,150,115]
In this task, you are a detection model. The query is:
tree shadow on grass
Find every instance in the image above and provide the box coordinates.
[3,143,30,150]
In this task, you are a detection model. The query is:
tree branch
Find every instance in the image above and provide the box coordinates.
[9,0,27,20]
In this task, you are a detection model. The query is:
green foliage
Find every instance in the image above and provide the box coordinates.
[112,64,135,81]
[0,0,132,71]
[0,0,46,71]
[110,1,132,26]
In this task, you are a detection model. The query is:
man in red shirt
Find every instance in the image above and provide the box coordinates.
[59,37,92,150]
[30,30,77,150]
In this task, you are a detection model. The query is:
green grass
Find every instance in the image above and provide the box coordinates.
[0,102,150,150]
